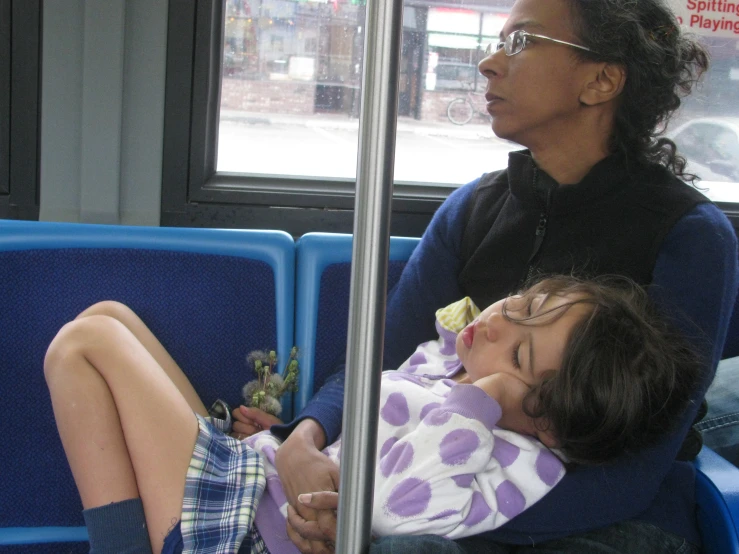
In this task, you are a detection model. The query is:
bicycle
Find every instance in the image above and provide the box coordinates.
[446,89,491,126]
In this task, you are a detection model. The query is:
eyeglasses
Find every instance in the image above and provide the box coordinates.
[485,29,597,57]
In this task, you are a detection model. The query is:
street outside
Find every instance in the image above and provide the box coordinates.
[217,110,516,186]
[217,109,739,202]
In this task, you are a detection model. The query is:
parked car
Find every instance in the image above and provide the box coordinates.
[668,117,739,182]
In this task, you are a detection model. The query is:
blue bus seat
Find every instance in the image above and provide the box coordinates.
[0,220,295,551]
[695,446,739,553]
[293,232,420,414]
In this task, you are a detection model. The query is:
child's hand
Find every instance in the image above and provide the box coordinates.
[473,373,538,436]
[473,373,558,448]
[230,406,282,439]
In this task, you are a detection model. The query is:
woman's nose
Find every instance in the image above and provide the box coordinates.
[478,46,503,78]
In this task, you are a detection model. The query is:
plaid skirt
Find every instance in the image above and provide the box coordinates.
[172,402,269,554]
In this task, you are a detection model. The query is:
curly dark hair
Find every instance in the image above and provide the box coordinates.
[565,0,710,180]
[504,275,703,465]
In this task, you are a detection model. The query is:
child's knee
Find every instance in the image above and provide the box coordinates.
[44,315,124,382]
[76,300,135,322]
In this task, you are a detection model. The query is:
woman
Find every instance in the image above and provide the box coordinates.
[262,0,739,553]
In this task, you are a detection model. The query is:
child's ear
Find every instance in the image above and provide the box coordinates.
[536,426,560,449]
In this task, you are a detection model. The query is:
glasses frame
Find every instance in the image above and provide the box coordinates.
[486,29,597,57]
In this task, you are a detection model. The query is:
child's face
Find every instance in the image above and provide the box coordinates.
[456,291,589,387]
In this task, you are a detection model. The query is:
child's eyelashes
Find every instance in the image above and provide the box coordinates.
[512,342,522,369]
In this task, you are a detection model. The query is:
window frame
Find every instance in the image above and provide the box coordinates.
[161,0,739,237]
[0,0,9,198]
[0,0,41,221]
[161,0,451,236]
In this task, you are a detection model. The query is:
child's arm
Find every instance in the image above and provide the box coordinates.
[372,381,564,539]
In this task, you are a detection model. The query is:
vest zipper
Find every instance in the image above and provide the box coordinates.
[524,168,552,283]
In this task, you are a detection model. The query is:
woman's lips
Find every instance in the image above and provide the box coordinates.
[461,324,475,348]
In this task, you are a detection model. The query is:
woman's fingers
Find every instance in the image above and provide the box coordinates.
[287,505,327,541]
[286,518,313,553]
[287,506,335,553]
[298,491,339,512]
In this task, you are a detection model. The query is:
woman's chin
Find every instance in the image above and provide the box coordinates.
[490,122,519,144]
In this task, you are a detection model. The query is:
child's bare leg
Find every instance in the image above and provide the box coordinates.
[45,314,199,553]
[75,301,208,417]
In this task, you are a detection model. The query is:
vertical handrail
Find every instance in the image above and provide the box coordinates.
[334,0,404,550]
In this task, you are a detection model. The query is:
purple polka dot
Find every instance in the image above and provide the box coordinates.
[462,491,492,527]
[407,352,427,372]
[385,478,432,517]
[419,402,441,421]
[439,338,457,356]
[439,429,480,466]
[495,480,526,519]
[380,442,415,477]
[452,474,475,488]
[536,449,563,486]
[381,392,410,426]
[442,379,457,388]
[266,474,287,507]
[429,509,458,521]
[426,409,452,426]
[492,438,520,468]
[380,436,399,458]
[443,359,461,370]
[261,445,276,465]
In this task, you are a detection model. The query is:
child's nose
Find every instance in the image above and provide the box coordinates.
[477,315,500,342]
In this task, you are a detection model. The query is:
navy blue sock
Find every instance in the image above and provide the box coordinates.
[82,498,153,554]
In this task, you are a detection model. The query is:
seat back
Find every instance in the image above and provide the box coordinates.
[695,447,739,553]
[293,232,420,414]
[0,220,294,550]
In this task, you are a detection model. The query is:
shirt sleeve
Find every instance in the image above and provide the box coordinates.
[488,202,739,542]
[272,181,479,444]
[372,385,564,539]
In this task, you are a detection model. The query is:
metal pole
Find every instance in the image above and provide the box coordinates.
[334,0,403,550]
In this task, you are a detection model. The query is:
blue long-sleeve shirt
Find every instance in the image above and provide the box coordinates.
[275,178,738,545]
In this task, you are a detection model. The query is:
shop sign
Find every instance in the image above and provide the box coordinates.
[668,0,739,37]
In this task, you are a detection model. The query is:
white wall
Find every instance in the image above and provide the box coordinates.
[40,0,168,225]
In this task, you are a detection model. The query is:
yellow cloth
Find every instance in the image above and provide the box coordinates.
[435,297,481,334]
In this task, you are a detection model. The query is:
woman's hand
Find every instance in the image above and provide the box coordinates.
[286,493,338,553]
[275,419,340,552]
[230,406,282,439]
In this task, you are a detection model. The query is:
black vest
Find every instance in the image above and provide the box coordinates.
[460,150,708,308]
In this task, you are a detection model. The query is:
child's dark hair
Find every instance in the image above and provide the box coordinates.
[505,275,703,465]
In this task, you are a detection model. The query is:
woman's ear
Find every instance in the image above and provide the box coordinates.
[580,63,626,107]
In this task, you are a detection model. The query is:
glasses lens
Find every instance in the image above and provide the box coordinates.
[508,30,525,55]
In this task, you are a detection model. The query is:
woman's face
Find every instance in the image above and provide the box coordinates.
[456,291,589,387]
[479,0,596,149]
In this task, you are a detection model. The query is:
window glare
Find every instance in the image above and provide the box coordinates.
[218,0,739,201]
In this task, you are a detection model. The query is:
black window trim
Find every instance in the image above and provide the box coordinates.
[161,0,450,237]
[0,0,9,197]
[0,0,40,221]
